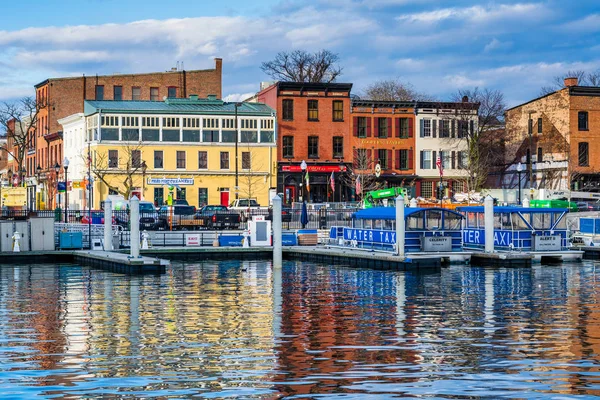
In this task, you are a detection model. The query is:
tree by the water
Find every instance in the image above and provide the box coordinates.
[261,50,343,83]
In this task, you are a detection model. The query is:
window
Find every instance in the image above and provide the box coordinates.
[358,117,367,138]
[198,188,208,207]
[168,87,177,98]
[308,136,319,158]
[458,151,468,169]
[132,150,141,168]
[163,117,180,128]
[241,119,257,129]
[399,149,408,170]
[579,142,589,166]
[423,119,431,137]
[421,181,433,198]
[242,152,251,169]
[283,136,294,158]
[241,131,258,143]
[176,151,186,169]
[439,120,450,138]
[150,87,159,101]
[176,187,186,200]
[537,117,543,134]
[132,87,141,100]
[282,99,294,120]
[579,111,589,131]
[378,118,388,138]
[308,100,318,121]
[457,120,468,138]
[154,187,164,207]
[399,118,409,138]
[113,86,122,101]
[528,118,533,135]
[198,151,207,169]
[220,152,229,169]
[108,150,118,168]
[333,137,343,158]
[333,100,343,121]
[440,150,450,169]
[154,150,163,168]
[95,85,104,100]
[422,150,432,169]
[378,149,388,169]
[537,147,543,163]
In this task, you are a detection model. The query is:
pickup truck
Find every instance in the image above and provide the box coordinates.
[194,205,241,230]
[157,205,197,230]
[229,199,268,221]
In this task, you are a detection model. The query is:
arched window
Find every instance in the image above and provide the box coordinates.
[578,111,589,131]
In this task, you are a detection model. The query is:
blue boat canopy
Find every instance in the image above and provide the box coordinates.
[455,206,568,213]
[353,207,464,220]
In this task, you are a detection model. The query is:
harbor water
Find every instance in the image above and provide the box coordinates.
[1,260,600,398]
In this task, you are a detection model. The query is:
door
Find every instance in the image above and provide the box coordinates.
[284,186,296,204]
[220,190,229,207]
[154,188,164,207]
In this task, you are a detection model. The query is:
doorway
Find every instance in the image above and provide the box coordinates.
[284,185,296,204]
[220,190,230,207]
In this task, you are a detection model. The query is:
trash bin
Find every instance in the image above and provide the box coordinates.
[54,207,62,222]
[112,232,120,250]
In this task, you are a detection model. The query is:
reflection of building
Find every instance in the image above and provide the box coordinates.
[61,96,276,208]
[252,82,353,204]
[506,77,600,191]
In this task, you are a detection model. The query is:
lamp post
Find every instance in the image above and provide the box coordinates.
[301,160,307,203]
[36,165,42,210]
[54,163,60,211]
[234,102,241,200]
[517,162,523,205]
[141,160,147,201]
[63,158,69,223]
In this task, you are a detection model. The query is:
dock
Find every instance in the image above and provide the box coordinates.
[470,252,533,267]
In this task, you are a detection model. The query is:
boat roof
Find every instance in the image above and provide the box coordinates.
[455,206,568,213]
[353,207,464,220]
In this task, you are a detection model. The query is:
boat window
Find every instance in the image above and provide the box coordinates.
[494,215,502,229]
[364,220,373,229]
[511,213,530,230]
[407,214,424,230]
[500,213,513,230]
[467,212,477,228]
[553,213,567,229]
[531,213,552,229]
[426,210,443,230]
[374,220,384,229]
[477,213,485,228]
[445,213,462,230]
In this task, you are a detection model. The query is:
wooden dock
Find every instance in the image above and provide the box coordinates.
[73,251,168,274]
[470,252,533,267]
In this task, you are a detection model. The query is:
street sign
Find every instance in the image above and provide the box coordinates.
[57,182,66,192]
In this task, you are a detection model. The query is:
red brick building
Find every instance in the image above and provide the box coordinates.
[255,82,353,203]
[350,100,416,196]
[29,58,222,208]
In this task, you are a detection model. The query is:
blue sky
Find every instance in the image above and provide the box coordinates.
[1,0,599,107]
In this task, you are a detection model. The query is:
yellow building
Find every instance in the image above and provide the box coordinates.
[77,95,276,209]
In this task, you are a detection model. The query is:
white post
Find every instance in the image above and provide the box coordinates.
[523,197,530,208]
[484,195,494,253]
[396,195,405,257]
[130,196,140,258]
[103,199,112,251]
[273,195,282,269]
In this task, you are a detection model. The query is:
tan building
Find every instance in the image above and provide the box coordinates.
[505,77,600,192]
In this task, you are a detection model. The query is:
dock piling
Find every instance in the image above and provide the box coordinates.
[273,195,282,268]
[396,195,405,257]
[130,196,140,258]
[484,195,494,253]
[104,199,113,251]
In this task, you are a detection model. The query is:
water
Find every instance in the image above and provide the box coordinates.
[1,261,600,398]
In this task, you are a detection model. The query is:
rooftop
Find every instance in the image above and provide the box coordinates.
[84,95,275,116]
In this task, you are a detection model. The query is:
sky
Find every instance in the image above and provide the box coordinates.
[0,0,599,107]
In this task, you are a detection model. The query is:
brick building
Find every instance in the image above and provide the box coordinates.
[350,100,416,196]
[254,82,353,204]
[30,58,222,208]
[505,77,600,193]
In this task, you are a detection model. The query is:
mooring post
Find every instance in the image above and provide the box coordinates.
[103,199,113,251]
[396,195,405,258]
[130,196,140,258]
[484,195,494,253]
[273,195,282,269]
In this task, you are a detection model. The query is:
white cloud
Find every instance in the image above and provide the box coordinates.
[444,74,486,88]
[562,13,600,32]
[397,3,547,24]
[223,92,256,102]
[483,38,512,53]
[395,58,425,70]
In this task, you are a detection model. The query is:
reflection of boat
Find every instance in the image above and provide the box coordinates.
[329,207,464,253]
[456,206,583,262]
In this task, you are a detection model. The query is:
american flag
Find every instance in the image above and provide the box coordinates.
[330,171,335,193]
[436,154,444,178]
[355,175,361,195]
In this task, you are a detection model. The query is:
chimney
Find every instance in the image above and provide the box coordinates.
[564,77,578,87]
[189,94,198,101]
[462,95,469,103]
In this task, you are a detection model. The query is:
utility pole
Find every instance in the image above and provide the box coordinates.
[235,102,240,200]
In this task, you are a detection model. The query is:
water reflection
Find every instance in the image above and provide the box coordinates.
[0,262,600,397]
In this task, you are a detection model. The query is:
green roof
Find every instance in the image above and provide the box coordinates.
[84,96,275,117]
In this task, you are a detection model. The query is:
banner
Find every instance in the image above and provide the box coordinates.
[147,178,194,186]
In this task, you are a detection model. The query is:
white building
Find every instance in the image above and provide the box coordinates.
[58,113,86,210]
[415,100,478,198]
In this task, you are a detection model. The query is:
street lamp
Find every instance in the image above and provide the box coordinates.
[517,162,523,205]
[141,160,147,201]
[63,158,69,223]
[234,102,242,200]
[301,160,307,203]
[36,165,42,211]
[54,162,60,211]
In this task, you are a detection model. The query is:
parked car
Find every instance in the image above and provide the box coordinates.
[80,211,116,225]
[157,205,196,230]
[139,201,160,230]
[576,201,600,211]
[194,205,241,229]
[266,205,293,223]
[173,199,189,206]
[229,199,268,221]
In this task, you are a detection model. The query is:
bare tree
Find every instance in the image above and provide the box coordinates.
[446,88,507,191]
[261,50,343,83]
[0,97,45,184]
[90,143,145,199]
[239,147,267,201]
[363,78,434,101]
[340,148,381,201]
[540,69,600,95]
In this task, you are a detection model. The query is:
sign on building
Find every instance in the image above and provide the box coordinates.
[148,178,194,185]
